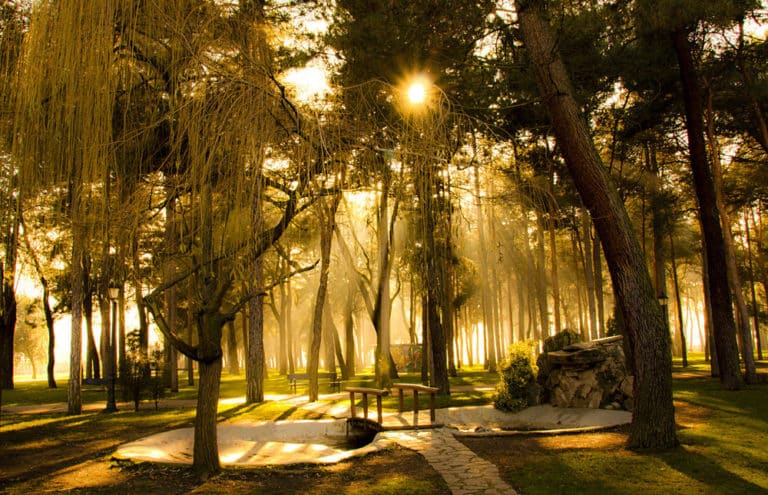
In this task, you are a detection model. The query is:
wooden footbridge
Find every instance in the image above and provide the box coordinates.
[344,383,443,435]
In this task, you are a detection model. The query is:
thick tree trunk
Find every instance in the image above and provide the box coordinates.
[422,180,449,395]
[672,29,741,389]
[246,256,265,403]
[194,356,222,478]
[515,1,678,449]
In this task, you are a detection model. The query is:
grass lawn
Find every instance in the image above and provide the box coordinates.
[1,358,766,494]
[1,365,498,411]
[461,355,768,494]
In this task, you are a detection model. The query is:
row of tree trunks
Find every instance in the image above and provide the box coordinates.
[704,85,757,383]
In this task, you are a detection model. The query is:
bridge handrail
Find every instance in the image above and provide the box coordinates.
[391,382,440,425]
[345,387,389,425]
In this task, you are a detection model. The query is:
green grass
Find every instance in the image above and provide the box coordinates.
[2,366,499,412]
[497,356,768,495]
[2,381,110,407]
[3,358,767,494]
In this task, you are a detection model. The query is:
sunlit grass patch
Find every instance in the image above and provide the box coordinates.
[2,380,106,406]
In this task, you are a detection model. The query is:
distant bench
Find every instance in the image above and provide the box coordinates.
[287,372,342,393]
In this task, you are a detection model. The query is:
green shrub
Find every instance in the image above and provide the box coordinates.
[493,342,538,413]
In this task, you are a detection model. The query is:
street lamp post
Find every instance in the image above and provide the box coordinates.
[105,286,119,412]
[658,291,669,337]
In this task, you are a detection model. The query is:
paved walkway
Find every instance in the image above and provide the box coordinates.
[382,428,517,495]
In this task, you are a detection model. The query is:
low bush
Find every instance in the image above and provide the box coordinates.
[493,342,538,413]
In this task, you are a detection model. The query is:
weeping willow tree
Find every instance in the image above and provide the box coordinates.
[123,0,323,477]
[13,0,326,477]
[0,2,27,392]
[13,2,118,412]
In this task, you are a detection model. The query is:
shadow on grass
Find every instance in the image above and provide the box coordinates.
[654,445,766,494]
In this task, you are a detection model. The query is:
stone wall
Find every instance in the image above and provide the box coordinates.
[537,335,633,410]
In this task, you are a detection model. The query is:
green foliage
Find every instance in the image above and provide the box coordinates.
[493,342,538,413]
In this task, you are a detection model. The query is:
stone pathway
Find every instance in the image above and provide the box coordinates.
[382,428,517,495]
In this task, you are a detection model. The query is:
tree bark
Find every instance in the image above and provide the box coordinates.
[246,255,265,403]
[165,196,179,392]
[672,29,741,389]
[374,176,394,388]
[43,280,56,388]
[745,209,763,360]
[83,254,100,381]
[515,1,678,449]
[68,189,85,414]
[342,282,356,379]
[704,85,757,383]
[308,194,340,401]
[593,227,606,338]
[648,142,671,352]
[546,152,561,334]
[194,356,222,478]
[422,178,449,395]
[582,210,597,339]
[669,229,688,367]
[226,320,239,376]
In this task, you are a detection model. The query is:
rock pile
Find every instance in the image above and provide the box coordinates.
[537,335,633,411]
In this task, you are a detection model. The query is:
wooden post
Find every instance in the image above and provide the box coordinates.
[391,383,439,427]
[413,389,419,426]
[345,387,390,426]
[429,390,436,423]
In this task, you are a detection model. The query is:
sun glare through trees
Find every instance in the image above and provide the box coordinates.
[0,0,767,491]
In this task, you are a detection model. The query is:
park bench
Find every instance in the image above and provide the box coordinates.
[391,383,440,427]
[287,371,342,393]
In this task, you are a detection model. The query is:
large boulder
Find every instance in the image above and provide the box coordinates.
[538,334,633,410]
